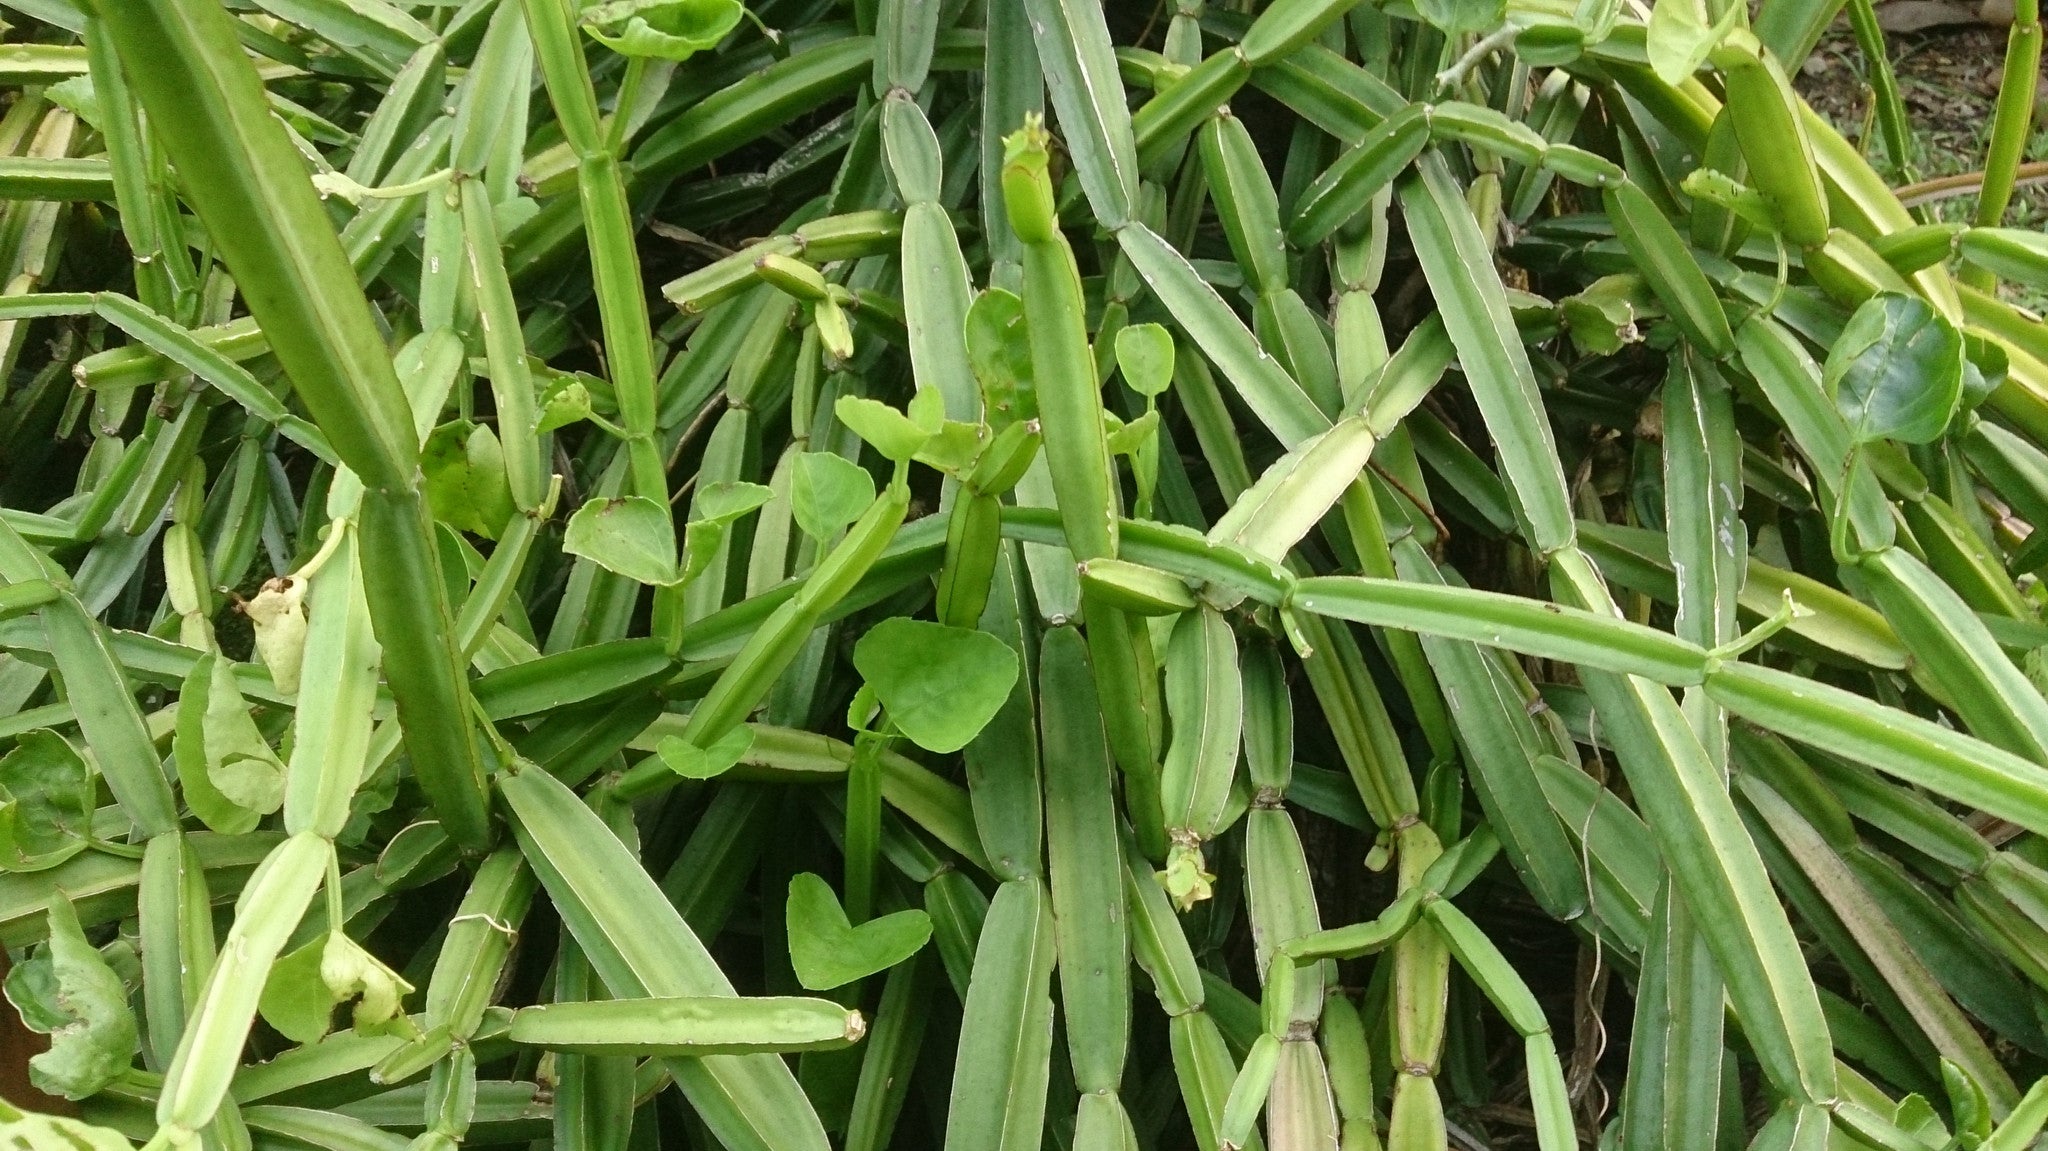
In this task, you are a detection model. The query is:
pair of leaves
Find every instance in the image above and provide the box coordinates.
[2,896,138,1100]
[786,872,932,990]
[562,481,773,587]
[174,654,287,836]
[259,931,416,1046]
[1826,293,1966,446]
[582,0,744,60]
[835,387,944,463]
[851,618,1020,754]
[423,419,516,539]
[0,731,93,872]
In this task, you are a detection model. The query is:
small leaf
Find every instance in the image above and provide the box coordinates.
[791,452,876,543]
[852,618,1021,753]
[536,378,593,436]
[913,420,988,475]
[261,931,416,1046]
[786,872,933,990]
[908,385,945,435]
[1105,409,1161,457]
[691,480,775,525]
[1115,323,1176,397]
[0,731,92,872]
[563,496,681,586]
[422,420,516,539]
[202,655,285,815]
[1961,331,2009,415]
[834,395,932,462]
[2,896,138,1099]
[1825,293,1965,445]
[175,655,252,835]
[260,936,339,1045]
[964,288,1036,421]
[583,0,744,60]
[656,726,755,779]
[681,519,730,585]
[1646,0,1741,85]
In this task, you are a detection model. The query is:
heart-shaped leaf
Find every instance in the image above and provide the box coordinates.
[852,618,1020,753]
[1825,293,1965,445]
[2,896,138,1099]
[656,726,755,779]
[786,872,932,990]
[1114,323,1176,397]
[0,731,92,872]
[422,420,516,539]
[564,496,681,586]
[791,452,875,543]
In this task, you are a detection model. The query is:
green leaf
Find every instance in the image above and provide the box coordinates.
[785,872,933,990]
[0,1101,132,1151]
[852,618,1021,753]
[260,931,416,1046]
[1104,409,1160,457]
[260,935,340,1045]
[537,377,594,436]
[0,730,92,872]
[582,0,744,60]
[202,654,286,816]
[2,896,138,1099]
[692,480,775,525]
[1824,293,1965,445]
[1961,332,2009,416]
[422,419,517,539]
[908,385,945,436]
[681,519,731,586]
[563,496,682,586]
[790,452,875,543]
[1413,0,1507,36]
[964,287,1036,421]
[913,420,988,475]
[175,654,252,835]
[675,481,773,587]
[1114,323,1175,397]
[834,395,932,462]
[656,726,755,779]
[1646,0,1743,85]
